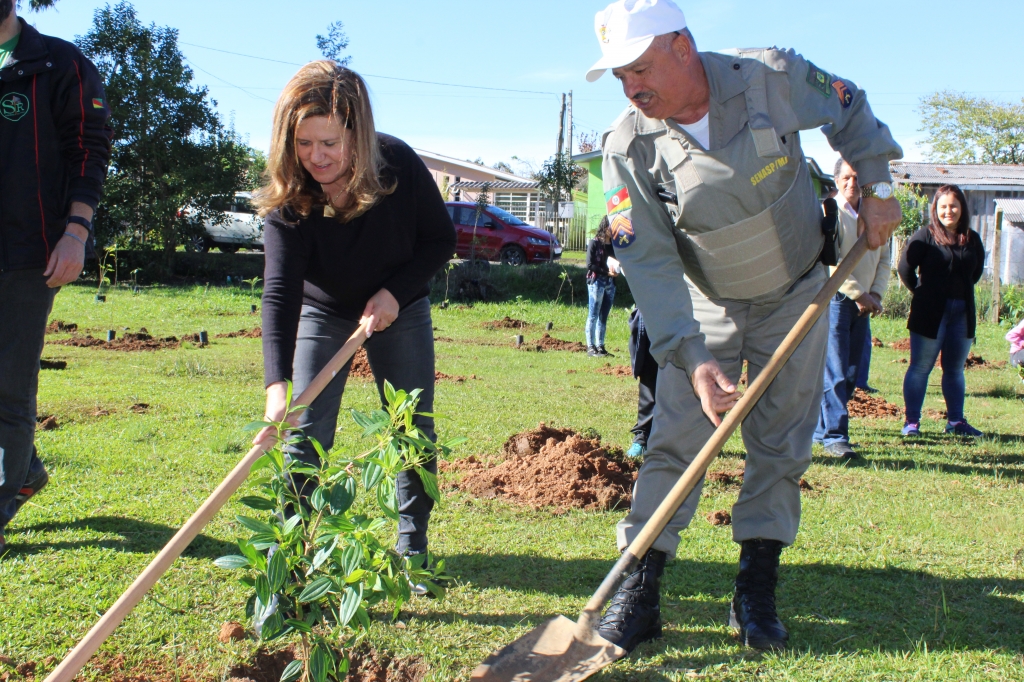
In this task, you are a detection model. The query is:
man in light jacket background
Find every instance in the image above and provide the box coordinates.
[814,159,891,459]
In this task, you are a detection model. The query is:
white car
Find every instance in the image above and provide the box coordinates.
[187,192,263,253]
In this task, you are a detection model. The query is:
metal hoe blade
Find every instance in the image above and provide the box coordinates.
[471,616,626,682]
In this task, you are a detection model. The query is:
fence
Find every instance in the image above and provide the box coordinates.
[535,200,590,252]
[975,214,1024,284]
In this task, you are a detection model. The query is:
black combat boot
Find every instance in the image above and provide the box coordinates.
[597,549,666,652]
[730,539,789,650]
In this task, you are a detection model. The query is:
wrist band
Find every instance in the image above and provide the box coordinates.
[66,215,93,232]
[63,231,87,246]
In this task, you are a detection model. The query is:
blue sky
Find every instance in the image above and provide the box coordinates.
[23,0,1024,178]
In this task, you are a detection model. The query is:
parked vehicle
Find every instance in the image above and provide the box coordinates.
[184,192,264,253]
[445,202,562,266]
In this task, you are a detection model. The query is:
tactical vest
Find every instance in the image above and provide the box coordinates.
[652,58,823,304]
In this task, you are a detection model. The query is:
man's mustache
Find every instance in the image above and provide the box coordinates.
[631,92,655,103]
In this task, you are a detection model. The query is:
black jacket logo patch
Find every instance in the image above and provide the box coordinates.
[0,92,29,122]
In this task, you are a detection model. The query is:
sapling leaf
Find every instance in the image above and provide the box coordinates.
[255,574,271,604]
[344,569,366,584]
[311,536,338,572]
[237,515,275,534]
[238,540,265,571]
[280,660,303,682]
[267,550,288,593]
[354,605,371,630]
[243,420,273,432]
[319,514,355,533]
[376,480,399,521]
[310,436,327,462]
[298,576,336,603]
[338,584,363,627]
[239,496,275,510]
[262,612,285,640]
[383,380,396,406]
[310,485,328,511]
[442,436,469,449]
[415,467,442,503]
[309,642,332,682]
[341,543,362,576]
[350,409,374,430]
[282,514,303,534]
[214,555,251,570]
[362,460,385,491]
[250,454,273,472]
[329,476,357,514]
[284,618,312,633]
[250,533,278,550]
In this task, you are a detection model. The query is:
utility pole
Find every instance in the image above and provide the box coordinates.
[568,90,574,157]
[554,93,566,228]
[991,208,1004,324]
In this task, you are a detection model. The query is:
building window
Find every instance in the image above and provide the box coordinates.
[495,192,532,223]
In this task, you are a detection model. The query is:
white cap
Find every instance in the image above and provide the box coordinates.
[586,0,687,82]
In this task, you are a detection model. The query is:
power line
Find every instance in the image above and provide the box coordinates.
[179,41,559,96]
[184,58,277,104]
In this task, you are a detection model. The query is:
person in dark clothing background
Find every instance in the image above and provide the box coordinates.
[254,61,456,589]
[898,184,985,438]
[0,2,112,553]
[626,308,657,458]
[585,216,617,357]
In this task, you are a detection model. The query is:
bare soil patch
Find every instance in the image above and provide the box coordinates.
[36,415,59,431]
[706,510,732,526]
[40,359,67,370]
[446,424,639,511]
[890,338,911,351]
[52,328,200,351]
[346,348,469,383]
[217,327,262,339]
[847,388,902,419]
[483,316,530,330]
[46,320,77,334]
[218,621,245,643]
[534,334,587,353]
[872,337,884,348]
[433,336,455,343]
[706,468,745,487]
[130,403,150,414]
[227,645,424,682]
[926,408,948,421]
[597,364,632,377]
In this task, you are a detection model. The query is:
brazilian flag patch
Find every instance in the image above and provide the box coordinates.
[92,98,104,109]
[806,62,832,98]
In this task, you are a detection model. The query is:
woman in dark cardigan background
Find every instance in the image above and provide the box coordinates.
[253,61,456,578]
[897,184,985,437]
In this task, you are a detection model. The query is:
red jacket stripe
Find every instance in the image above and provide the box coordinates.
[32,75,50,260]
[73,59,88,177]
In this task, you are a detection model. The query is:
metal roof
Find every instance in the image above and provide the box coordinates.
[995,198,1024,223]
[413,148,533,183]
[449,180,540,190]
[890,161,1024,187]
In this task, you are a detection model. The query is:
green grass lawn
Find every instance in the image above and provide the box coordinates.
[2,280,1024,681]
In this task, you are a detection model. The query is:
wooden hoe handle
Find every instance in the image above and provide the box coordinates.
[45,321,371,682]
[579,237,871,631]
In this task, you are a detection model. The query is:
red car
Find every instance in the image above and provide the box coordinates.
[445,202,562,266]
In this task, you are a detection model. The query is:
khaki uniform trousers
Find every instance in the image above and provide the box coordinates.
[617,265,828,558]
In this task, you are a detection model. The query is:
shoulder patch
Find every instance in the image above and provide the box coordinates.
[832,80,853,108]
[610,214,635,248]
[605,185,631,215]
[806,62,832,98]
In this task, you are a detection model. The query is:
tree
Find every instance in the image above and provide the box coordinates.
[316,21,351,66]
[577,131,600,153]
[77,2,259,261]
[492,161,514,174]
[534,153,587,205]
[920,91,1024,164]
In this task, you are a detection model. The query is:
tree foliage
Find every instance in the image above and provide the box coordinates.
[534,153,587,203]
[316,21,351,66]
[76,2,260,258]
[893,183,930,240]
[920,91,1024,164]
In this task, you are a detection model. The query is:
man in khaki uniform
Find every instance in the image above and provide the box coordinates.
[586,0,903,653]
[814,159,890,458]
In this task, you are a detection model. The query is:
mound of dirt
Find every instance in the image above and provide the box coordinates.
[890,338,911,351]
[847,388,901,419]
[597,364,632,377]
[706,468,745,486]
[130,403,150,414]
[706,510,732,526]
[40,359,67,370]
[872,337,884,347]
[535,334,588,352]
[435,371,470,383]
[449,424,639,511]
[227,646,423,682]
[348,347,374,379]
[37,415,59,430]
[46,320,77,333]
[484,316,529,329]
[434,336,455,342]
[217,328,262,339]
[52,329,190,351]
[218,621,245,643]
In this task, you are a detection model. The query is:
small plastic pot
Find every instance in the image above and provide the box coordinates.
[199,330,209,346]
[95,295,106,303]
[546,322,554,330]
[515,334,524,348]
[251,304,258,313]
[106,330,115,342]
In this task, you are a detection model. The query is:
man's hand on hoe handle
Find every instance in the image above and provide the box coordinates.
[690,359,740,426]
[858,195,902,250]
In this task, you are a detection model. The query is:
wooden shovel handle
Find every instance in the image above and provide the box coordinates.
[45,320,371,682]
[579,237,870,627]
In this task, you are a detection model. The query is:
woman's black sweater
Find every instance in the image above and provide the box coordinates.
[262,134,456,385]
[897,226,985,339]
[586,238,615,278]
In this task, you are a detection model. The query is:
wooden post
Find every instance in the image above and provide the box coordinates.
[991,208,1004,324]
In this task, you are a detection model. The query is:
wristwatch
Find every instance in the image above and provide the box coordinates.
[861,182,894,201]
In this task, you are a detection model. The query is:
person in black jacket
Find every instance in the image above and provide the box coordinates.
[253,62,456,584]
[897,184,985,437]
[585,216,617,357]
[0,4,112,553]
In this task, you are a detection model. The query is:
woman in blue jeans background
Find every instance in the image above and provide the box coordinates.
[897,184,986,437]
[585,216,617,357]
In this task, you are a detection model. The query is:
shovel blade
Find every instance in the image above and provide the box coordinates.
[471,616,626,682]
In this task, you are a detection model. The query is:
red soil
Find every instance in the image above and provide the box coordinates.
[847,388,902,419]
[483,316,529,329]
[45,320,77,333]
[51,328,199,351]
[217,328,262,339]
[706,510,732,526]
[597,364,632,377]
[534,334,588,352]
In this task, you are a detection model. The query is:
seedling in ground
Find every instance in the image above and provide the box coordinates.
[219,380,466,682]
